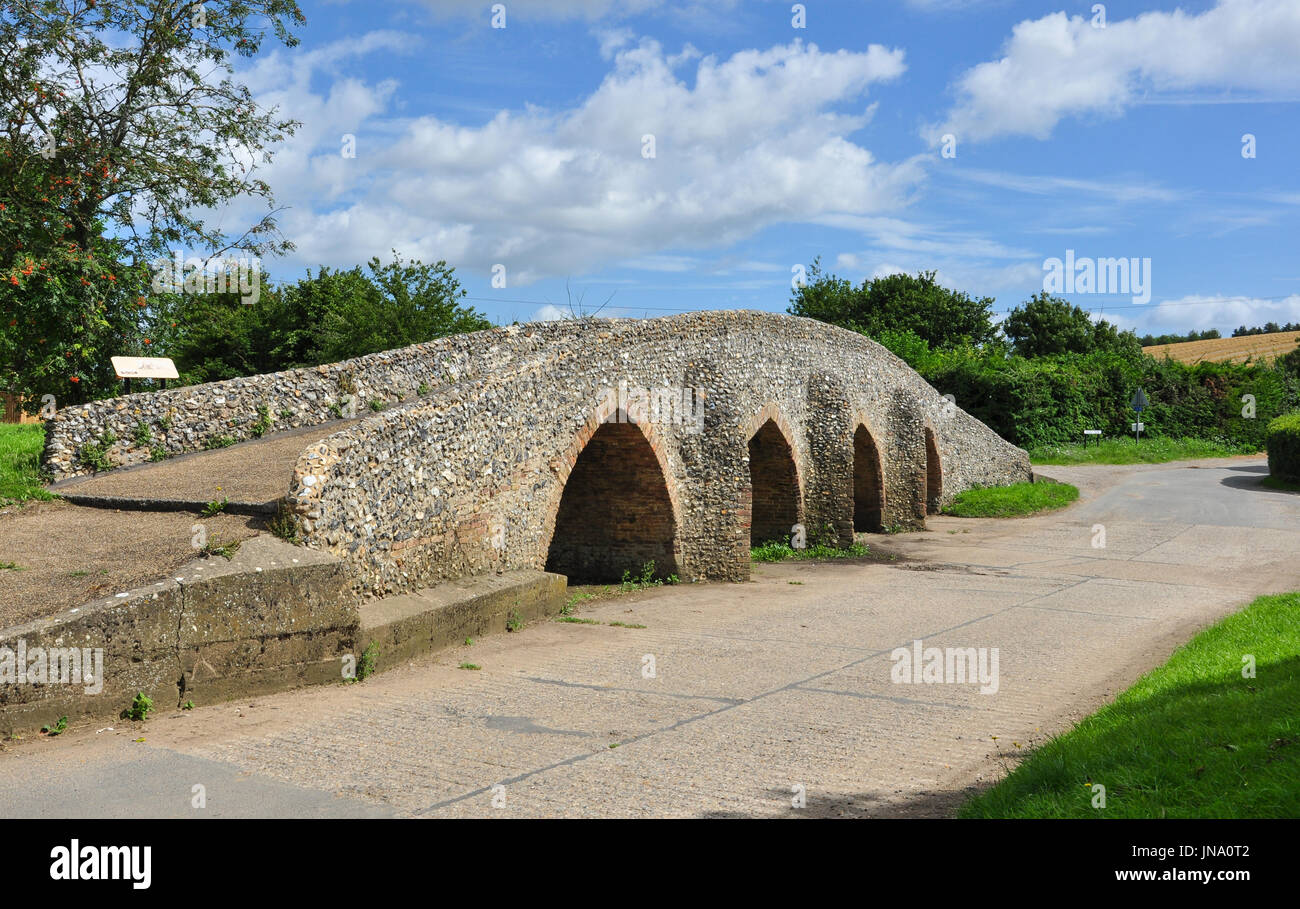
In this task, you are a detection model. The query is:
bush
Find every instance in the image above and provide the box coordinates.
[1266,413,1300,481]
[924,347,1297,450]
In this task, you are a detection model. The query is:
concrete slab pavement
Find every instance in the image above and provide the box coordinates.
[1,456,1295,818]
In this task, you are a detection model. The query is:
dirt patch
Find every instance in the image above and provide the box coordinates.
[0,499,262,628]
[49,419,358,509]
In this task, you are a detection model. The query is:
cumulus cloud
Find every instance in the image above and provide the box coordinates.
[239,35,918,284]
[929,0,1300,144]
[832,241,1044,305]
[1140,294,1300,332]
[532,303,570,320]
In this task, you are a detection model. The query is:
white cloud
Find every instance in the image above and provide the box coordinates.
[596,27,636,59]
[1139,294,1300,332]
[532,303,570,321]
[945,167,1181,204]
[831,250,1042,303]
[929,0,1300,144]
[243,36,917,283]
[817,215,1036,261]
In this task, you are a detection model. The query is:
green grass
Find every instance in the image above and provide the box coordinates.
[0,424,54,505]
[961,591,1300,818]
[1262,475,1300,493]
[618,560,679,591]
[1029,435,1258,466]
[943,481,1079,518]
[751,540,871,563]
[559,592,595,616]
[200,538,241,560]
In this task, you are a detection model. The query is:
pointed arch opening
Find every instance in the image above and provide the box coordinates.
[924,426,942,515]
[545,421,678,584]
[853,424,885,532]
[748,418,800,546]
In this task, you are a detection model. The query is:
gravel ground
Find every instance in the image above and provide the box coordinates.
[0,500,262,628]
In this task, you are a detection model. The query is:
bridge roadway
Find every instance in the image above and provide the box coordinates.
[2,457,1295,818]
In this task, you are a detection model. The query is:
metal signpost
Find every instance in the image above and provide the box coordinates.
[1130,388,1149,443]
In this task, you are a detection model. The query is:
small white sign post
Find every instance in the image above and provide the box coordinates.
[112,356,178,393]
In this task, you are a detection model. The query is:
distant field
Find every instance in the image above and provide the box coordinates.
[1144,330,1300,364]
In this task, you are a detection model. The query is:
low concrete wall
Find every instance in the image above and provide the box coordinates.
[0,542,571,735]
[0,537,358,735]
[360,570,568,667]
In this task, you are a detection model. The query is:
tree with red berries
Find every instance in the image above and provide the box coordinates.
[0,0,305,409]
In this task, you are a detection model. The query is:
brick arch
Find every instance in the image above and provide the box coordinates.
[924,423,943,515]
[744,403,804,546]
[541,406,683,584]
[851,415,886,532]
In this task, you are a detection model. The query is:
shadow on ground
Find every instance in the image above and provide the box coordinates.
[1219,472,1300,494]
[702,784,984,818]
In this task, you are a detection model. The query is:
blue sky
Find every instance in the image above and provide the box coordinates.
[229,0,1300,335]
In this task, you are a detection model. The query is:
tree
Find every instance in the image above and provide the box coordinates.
[1001,292,1140,358]
[788,259,997,349]
[147,279,292,385]
[313,255,491,363]
[0,0,305,409]
[1,0,304,262]
[0,221,147,405]
[153,253,491,383]
[1140,328,1221,346]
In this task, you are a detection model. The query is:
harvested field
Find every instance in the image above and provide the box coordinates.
[1143,330,1300,364]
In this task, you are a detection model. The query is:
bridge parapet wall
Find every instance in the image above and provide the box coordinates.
[41,323,530,481]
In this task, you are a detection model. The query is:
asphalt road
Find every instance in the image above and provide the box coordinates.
[2,456,1295,818]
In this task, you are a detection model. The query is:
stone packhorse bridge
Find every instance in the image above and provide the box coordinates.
[5,311,1032,732]
[44,311,1030,597]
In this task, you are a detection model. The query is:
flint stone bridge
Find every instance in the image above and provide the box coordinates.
[44,311,1031,598]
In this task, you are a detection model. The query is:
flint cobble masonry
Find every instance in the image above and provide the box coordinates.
[43,311,1031,598]
[277,311,1032,596]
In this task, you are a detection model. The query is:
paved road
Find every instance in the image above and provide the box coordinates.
[2,456,1296,818]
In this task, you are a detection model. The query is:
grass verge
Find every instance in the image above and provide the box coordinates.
[1028,436,1258,466]
[943,481,1078,518]
[961,591,1300,818]
[751,540,870,562]
[0,424,53,506]
[1261,475,1300,493]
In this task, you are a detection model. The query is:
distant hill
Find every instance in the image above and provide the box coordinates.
[1143,330,1300,364]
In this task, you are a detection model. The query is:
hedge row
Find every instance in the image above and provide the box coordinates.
[1266,413,1300,481]
[920,349,1299,450]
